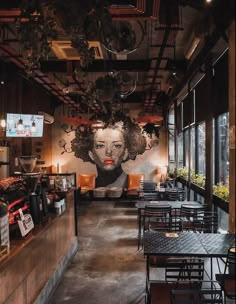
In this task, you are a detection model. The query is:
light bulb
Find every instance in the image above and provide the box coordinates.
[0,119,6,128]
[17,118,24,131]
[31,121,36,132]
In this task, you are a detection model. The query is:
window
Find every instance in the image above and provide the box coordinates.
[215,113,229,185]
[197,122,206,175]
[177,132,183,169]
[190,126,195,171]
[184,129,189,168]
[168,106,175,174]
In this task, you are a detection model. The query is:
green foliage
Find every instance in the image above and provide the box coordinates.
[177,167,188,179]
[213,183,229,202]
[191,171,205,188]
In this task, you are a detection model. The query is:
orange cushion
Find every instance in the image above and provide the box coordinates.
[78,174,96,189]
[127,174,144,190]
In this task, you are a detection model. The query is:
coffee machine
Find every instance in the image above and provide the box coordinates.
[18,155,48,224]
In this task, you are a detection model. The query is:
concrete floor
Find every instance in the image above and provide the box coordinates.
[50,201,147,304]
[49,201,233,304]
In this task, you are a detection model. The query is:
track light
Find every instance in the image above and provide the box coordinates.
[185,37,201,60]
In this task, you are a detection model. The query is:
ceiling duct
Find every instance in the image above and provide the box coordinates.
[51,40,104,60]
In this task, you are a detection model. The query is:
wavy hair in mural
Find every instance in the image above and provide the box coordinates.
[71,111,147,188]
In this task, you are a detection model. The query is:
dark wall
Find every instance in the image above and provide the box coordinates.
[0,62,56,174]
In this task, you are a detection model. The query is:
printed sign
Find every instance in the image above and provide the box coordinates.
[17,209,34,237]
[0,214,9,251]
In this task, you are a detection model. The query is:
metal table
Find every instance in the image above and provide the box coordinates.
[144,231,235,280]
[136,200,203,250]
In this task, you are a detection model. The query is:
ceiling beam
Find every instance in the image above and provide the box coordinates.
[40,59,152,73]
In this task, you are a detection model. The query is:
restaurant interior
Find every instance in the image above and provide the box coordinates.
[0,0,235,303]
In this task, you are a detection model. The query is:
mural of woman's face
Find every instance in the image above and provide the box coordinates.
[89,127,128,171]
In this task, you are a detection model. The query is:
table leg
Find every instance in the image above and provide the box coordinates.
[138,209,141,250]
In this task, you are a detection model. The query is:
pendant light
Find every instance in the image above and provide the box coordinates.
[17,116,24,131]
[31,121,36,133]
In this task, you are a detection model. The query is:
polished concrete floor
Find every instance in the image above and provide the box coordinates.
[50,201,147,304]
[49,201,233,304]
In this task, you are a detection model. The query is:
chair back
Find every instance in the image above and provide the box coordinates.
[180,204,207,232]
[165,258,204,282]
[78,174,96,190]
[171,283,223,304]
[225,247,236,274]
[127,173,144,190]
[143,205,172,232]
[199,211,218,233]
[166,188,185,201]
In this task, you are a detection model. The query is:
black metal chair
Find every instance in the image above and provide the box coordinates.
[146,258,205,304]
[170,281,223,304]
[196,211,219,233]
[138,205,172,250]
[215,247,236,303]
[165,188,186,201]
[143,205,172,232]
[180,204,206,232]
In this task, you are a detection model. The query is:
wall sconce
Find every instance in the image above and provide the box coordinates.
[0,113,6,130]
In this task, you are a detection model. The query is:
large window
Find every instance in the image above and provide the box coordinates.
[177,132,183,169]
[216,113,229,184]
[190,127,195,171]
[168,106,175,174]
[184,129,189,168]
[197,122,206,175]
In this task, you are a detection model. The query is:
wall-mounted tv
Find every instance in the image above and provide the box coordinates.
[6,113,44,138]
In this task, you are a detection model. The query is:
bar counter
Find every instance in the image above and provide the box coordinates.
[0,189,78,304]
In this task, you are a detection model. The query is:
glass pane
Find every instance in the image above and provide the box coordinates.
[197,122,206,175]
[177,132,183,168]
[217,113,229,184]
[184,129,189,168]
[168,106,175,175]
[217,207,229,233]
[190,127,195,171]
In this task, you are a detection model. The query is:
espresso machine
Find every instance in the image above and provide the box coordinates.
[18,155,48,224]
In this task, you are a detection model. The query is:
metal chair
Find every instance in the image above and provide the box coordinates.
[180,204,206,232]
[165,188,186,201]
[143,205,172,233]
[146,258,205,304]
[170,281,223,304]
[196,211,219,233]
[215,247,236,303]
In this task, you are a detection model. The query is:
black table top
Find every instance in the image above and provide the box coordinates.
[198,233,236,256]
[135,200,203,210]
[144,231,207,256]
[144,231,235,258]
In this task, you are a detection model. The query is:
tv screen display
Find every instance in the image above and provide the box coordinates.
[6,113,44,138]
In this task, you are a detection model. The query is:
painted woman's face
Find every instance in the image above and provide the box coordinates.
[89,128,128,171]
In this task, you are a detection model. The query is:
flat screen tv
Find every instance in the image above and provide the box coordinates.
[6,113,44,138]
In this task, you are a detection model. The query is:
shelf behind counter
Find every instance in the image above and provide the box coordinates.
[0,189,78,304]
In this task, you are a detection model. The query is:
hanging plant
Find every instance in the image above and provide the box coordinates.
[142,123,160,138]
